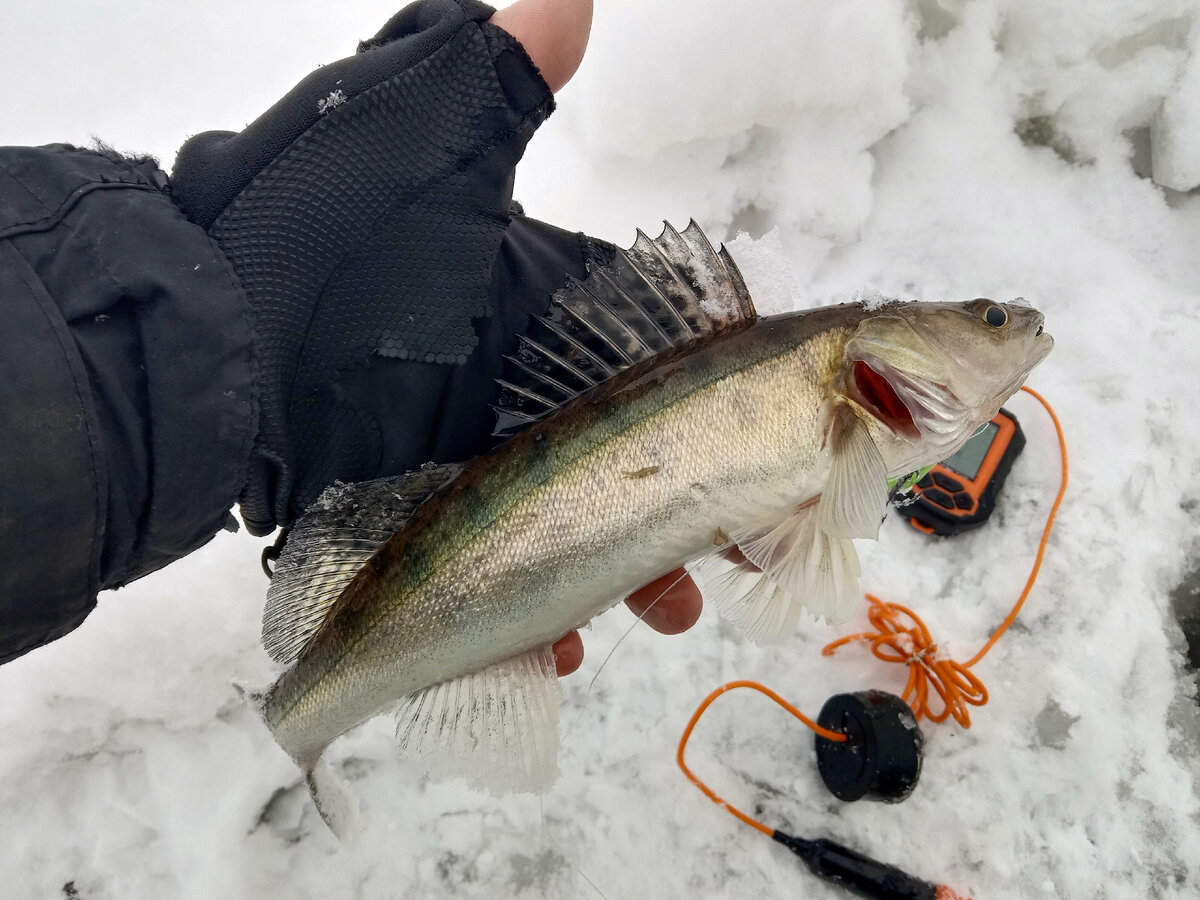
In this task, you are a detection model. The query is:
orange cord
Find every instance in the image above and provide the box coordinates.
[822,385,1068,725]
[821,595,989,726]
[677,679,847,836]
[677,680,974,897]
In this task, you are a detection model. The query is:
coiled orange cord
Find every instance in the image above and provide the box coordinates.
[821,596,988,726]
[822,386,1068,726]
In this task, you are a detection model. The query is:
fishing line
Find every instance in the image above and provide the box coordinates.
[547,573,696,897]
[560,569,690,748]
[536,794,611,900]
[549,571,690,899]
[587,568,690,696]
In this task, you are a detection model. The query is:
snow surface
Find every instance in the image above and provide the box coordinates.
[3,1,1200,898]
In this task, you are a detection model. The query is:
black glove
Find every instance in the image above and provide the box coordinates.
[171,0,611,535]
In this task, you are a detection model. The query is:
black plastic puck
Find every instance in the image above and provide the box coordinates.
[814,691,924,803]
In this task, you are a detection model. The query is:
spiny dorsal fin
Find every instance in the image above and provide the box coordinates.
[653,219,755,330]
[261,464,462,665]
[493,220,756,437]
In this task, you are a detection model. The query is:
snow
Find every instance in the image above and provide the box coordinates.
[3,1,1200,898]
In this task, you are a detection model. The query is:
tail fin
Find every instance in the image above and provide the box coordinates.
[305,758,360,839]
[236,678,359,839]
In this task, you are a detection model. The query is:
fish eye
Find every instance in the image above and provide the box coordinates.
[984,305,1008,328]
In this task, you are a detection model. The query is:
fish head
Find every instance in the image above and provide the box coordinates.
[836,297,1053,469]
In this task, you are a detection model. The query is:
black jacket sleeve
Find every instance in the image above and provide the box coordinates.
[0,146,256,664]
[0,0,615,665]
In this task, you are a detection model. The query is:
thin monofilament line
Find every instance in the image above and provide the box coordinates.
[548,572,690,900]
[537,793,611,900]
[560,569,691,749]
[588,569,691,695]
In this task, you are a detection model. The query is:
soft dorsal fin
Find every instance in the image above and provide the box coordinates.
[261,464,462,665]
[493,220,756,437]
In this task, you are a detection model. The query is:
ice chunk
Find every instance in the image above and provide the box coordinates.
[1151,29,1200,191]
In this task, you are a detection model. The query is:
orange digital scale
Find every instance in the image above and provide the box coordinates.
[906,408,1025,536]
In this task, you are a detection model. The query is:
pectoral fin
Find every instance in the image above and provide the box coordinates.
[819,404,889,540]
[393,646,561,793]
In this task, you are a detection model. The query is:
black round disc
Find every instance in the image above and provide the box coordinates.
[814,691,924,803]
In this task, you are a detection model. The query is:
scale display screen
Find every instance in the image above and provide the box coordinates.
[941,422,998,480]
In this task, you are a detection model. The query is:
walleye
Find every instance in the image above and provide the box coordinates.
[256,222,1052,828]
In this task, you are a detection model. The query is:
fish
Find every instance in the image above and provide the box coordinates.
[254,222,1052,830]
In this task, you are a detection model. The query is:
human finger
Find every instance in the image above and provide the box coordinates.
[552,629,584,677]
[625,568,704,635]
[489,0,592,93]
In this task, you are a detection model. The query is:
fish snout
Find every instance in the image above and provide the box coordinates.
[1006,301,1048,342]
[1025,310,1054,366]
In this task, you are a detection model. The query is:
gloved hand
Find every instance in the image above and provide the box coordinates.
[171,0,582,536]
[169,0,701,674]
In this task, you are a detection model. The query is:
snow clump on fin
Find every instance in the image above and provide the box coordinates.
[261,465,462,665]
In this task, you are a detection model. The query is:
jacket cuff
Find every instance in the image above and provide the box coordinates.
[0,145,257,662]
[0,240,103,663]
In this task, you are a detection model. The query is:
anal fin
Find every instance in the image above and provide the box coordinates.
[393,646,561,793]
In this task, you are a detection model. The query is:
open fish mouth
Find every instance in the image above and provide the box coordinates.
[844,298,1052,461]
[847,353,971,449]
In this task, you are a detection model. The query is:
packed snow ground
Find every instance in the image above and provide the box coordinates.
[3,1,1200,898]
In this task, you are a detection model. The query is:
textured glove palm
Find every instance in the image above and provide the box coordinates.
[171,0,558,534]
